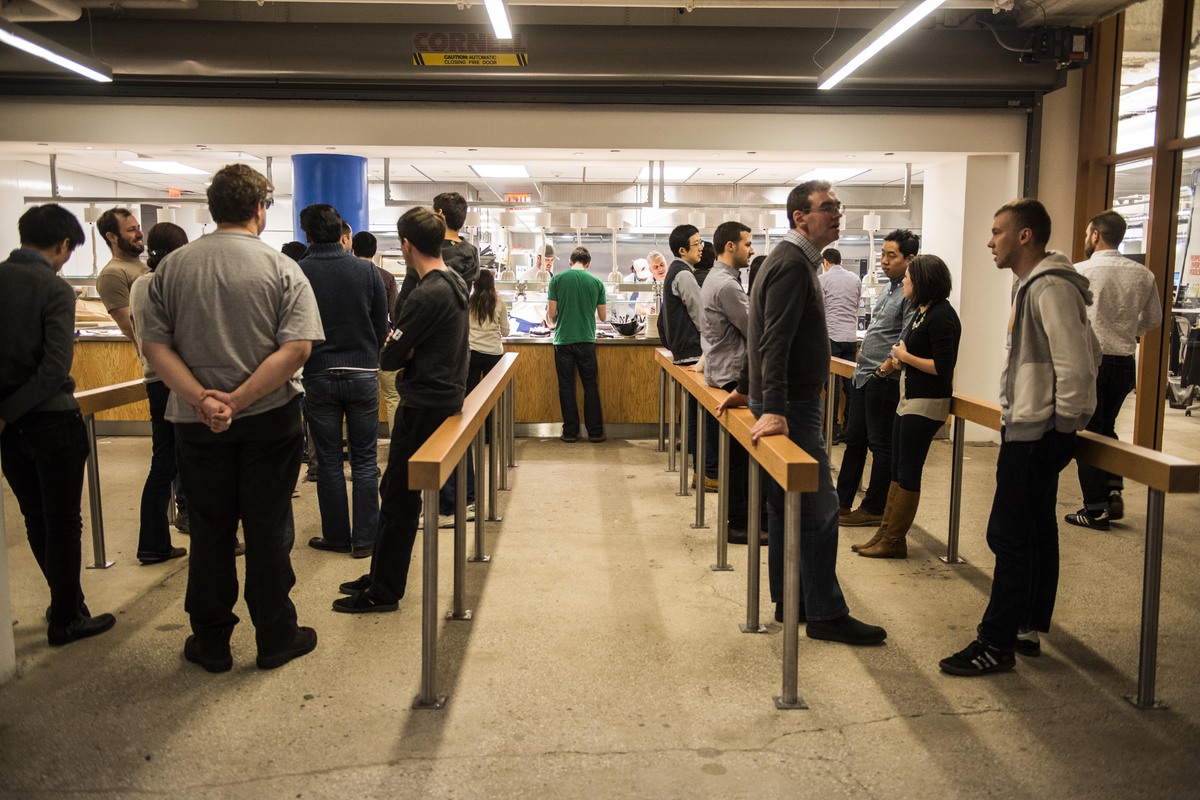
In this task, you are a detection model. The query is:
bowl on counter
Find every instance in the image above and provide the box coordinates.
[610,317,644,337]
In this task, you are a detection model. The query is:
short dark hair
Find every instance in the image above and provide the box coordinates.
[340,220,352,237]
[397,206,446,258]
[299,204,344,244]
[352,231,377,258]
[822,248,842,265]
[907,254,953,308]
[786,180,833,229]
[96,207,132,245]
[207,163,273,225]
[713,221,751,255]
[18,204,85,250]
[570,246,592,266]
[884,228,920,258]
[281,241,307,262]
[697,241,715,271]
[145,222,188,271]
[1089,209,1127,247]
[996,198,1051,246]
[669,224,699,259]
[432,191,469,231]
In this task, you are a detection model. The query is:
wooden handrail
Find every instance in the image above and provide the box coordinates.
[948,393,1003,431]
[74,379,147,416]
[408,353,520,491]
[830,356,856,379]
[655,349,819,493]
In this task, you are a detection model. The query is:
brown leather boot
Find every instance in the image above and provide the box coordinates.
[858,487,920,559]
[851,482,899,552]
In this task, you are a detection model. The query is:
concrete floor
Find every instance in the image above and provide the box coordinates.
[2,407,1199,799]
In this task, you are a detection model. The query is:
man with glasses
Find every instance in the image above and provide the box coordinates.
[719,181,886,644]
[141,164,324,673]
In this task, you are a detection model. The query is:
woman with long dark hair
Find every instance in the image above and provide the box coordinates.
[467,268,510,389]
[854,254,961,559]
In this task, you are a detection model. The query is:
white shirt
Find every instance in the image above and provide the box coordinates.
[1076,249,1162,356]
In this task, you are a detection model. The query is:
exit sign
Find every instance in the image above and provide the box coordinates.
[505,193,530,204]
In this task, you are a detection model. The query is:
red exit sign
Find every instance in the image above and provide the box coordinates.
[505,193,530,204]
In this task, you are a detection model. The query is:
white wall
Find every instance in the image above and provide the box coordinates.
[1039,69,1084,256]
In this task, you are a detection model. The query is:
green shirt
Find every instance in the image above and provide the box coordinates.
[548,267,606,345]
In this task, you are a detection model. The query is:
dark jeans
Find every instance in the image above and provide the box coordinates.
[303,371,381,547]
[0,409,90,627]
[890,412,945,493]
[440,350,499,513]
[554,342,604,438]
[836,376,900,513]
[368,405,456,604]
[751,398,848,621]
[702,411,720,480]
[175,397,304,653]
[829,340,857,429]
[979,428,1076,650]
[138,380,179,558]
[1077,355,1135,510]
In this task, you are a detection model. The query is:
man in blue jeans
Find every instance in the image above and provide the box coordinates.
[718,180,886,645]
[297,204,388,558]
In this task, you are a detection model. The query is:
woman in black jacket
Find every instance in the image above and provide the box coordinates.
[855,254,961,559]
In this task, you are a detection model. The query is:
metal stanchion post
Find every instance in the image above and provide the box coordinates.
[498,391,510,492]
[506,383,516,469]
[1129,488,1167,710]
[693,398,708,528]
[657,367,667,452]
[824,373,836,458]
[774,491,807,710]
[710,426,732,570]
[83,414,114,569]
[470,427,490,564]
[678,391,691,496]
[667,377,678,473]
[741,462,766,633]
[413,488,446,709]
[448,456,472,621]
[941,416,967,565]
[487,402,502,522]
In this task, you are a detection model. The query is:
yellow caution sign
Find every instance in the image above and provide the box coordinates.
[413,52,528,67]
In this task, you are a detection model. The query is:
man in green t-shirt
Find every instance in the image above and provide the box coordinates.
[547,246,607,443]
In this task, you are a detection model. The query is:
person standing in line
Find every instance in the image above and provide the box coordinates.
[0,204,117,647]
[701,221,755,544]
[333,207,469,614]
[940,198,1099,675]
[854,255,961,559]
[394,192,480,319]
[547,246,607,443]
[718,181,886,644]
[95,206,147,342]
[127,222,190,565]
[836,229,918,528]
[353,230,401,436]
[818,247,862,445]
[465,269,509,422]
[1065,210,1162,530]
[141,164,324,672]
[297,205,388,559]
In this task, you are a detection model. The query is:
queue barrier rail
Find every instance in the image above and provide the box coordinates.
[406,351,520,709]
[655,349,820,709]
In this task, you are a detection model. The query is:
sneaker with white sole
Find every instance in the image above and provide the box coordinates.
[939,639,1015,676]
[1064,509,1110,530]
[1015,628,1041,657]
[1107,491,1125,521]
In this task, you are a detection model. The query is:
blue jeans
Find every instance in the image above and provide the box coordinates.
[750,397,848,621]
[302,372,380,547]
[138,380,179,558]
[829,340,857,429]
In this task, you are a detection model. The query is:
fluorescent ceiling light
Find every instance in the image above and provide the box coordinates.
[818,0,946,90]
[472,164,529,178]
[484,0,513,40]
[123,160,211,176]
[637,165,699,182]
[0,20,113,83]
[795,168,869,183]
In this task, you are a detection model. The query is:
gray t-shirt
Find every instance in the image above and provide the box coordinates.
[139,231,325,423]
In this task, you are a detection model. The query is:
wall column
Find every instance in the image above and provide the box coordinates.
[290,154,369,242]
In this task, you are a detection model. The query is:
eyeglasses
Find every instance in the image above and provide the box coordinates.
[807,203,843,215]
[263,197,274,210]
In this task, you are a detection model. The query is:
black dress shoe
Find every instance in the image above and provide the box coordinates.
[48,613,116,647]
[588,435,607,443]
[339,574,372,595]
[560,434,578,443]
[727,527,749,545]
[184,634,233,673]
[350,543,374,559]
[138,546,187,565]
[774,602,807,624]
[332,590,398,614]
[308,537,352,554]
[806,614,887,646]
[256,626,318,669]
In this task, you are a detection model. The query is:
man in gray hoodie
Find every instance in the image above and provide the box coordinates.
[940,198,1099,677]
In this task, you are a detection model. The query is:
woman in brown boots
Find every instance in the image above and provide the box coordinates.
[854,254,961,558]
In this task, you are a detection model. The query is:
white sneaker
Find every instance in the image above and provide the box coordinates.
[437,514,455,529]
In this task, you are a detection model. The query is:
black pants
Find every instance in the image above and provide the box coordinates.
[138,380,179,558]
[979,428,1076,650]
[554,342,604,439]
[0,409,90,627]
[836,376,900,513]
[1077,355,1135,510]
[890,412,945,492]
[438,349,502,513]
[369,405,456,604]
[175,397,304,653]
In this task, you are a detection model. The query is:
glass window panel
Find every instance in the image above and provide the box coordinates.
[1116,1,1163,154]
[1185,5,1200,139]
[1175,148,1200,305]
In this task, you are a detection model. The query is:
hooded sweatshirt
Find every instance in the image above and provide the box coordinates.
[1000,251,1101,441]
[394,237,480,320]
[381,267,470,411]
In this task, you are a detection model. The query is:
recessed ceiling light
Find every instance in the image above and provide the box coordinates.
[122,160,211,176]
[845,154,858,159]
[472,164,529,178]
[795,168,868,183]
[573,152,584,156]
[610,150,620,153]
[437,150,447,155]
[468,148,478,152]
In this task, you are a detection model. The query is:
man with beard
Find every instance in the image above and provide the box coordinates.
[96,207,147,341]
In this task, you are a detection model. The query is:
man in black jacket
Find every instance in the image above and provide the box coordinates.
[718,181,886,646]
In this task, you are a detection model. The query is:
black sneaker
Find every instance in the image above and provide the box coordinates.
[588,434,607,443]
[173,509,190,534]
[338,574,371,595]
[939,639,1015,676]
[727,527,748,545]
[331,590,398,614]
[1107,491,1125,522]
[184,634,233,673]
[560,433,578,443]
[138,546,187,565]
[256,626,318,669]
[806,614,886,645]
[1015,629,1041,658]
[1064,509,1110,530]
[773,601,807,624]
[308,537,352,554]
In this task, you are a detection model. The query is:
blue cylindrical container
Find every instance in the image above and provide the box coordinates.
[290,154,369,242]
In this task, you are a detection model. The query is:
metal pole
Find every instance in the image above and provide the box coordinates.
[506,382,516,469]
[824,373,836,458]
[710,426,732,570]
[678,391,691,496]
[667,377,678,472]
[741,462,766,633]
[470,427,491,564]
[498,390,510,492]
[487,403,502,522]
[413,488,446,709]
[774,491,807,710]
[83,414,114,569]
[693,398,708,528]
[447,456,472,621]
[1130,488,1167,710]
[657,367,667,452]
[941,416,967,565]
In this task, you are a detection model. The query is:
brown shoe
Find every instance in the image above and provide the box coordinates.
[839,506,884,527]
[858,487,920,559]
[690,474,719,493]
[851,482,899,552]
[184,634,233,673]
[256,626,317,670]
